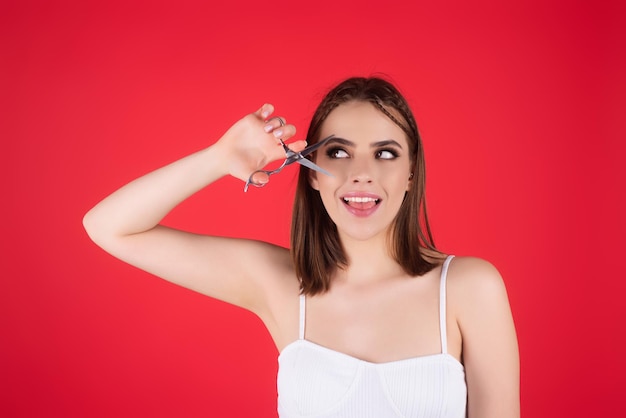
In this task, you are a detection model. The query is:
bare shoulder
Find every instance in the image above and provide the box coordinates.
[445,256,514,333]
[240,238,294,275]
[220,237,300,297]
[446,256,508,303]
[246,239,301,306]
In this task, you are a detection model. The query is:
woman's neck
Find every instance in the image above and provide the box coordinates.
[336,233,406,286]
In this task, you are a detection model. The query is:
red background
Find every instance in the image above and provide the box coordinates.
[2,0,624,416]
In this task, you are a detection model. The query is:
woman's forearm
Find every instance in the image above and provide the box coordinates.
[83,104,300,251]
[83,143,228,244]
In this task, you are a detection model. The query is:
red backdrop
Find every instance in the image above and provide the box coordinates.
[2,0,624,416]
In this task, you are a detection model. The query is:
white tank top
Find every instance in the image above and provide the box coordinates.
[277,255,467,417]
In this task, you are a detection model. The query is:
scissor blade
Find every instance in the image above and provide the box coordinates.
[298,134,335,158]
[297,157,333,177]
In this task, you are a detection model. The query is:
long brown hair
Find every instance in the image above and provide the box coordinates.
[291,77,438,295]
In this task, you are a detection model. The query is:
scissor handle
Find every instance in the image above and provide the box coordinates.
[244,134,335,192]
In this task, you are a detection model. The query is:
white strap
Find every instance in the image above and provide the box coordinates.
[299,294,306,340]
[439,255,455,354]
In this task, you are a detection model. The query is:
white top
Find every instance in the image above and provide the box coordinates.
[277,255,467,418]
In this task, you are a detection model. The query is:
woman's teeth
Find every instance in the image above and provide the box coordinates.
[342,197,381,209]
[343,197,379,203]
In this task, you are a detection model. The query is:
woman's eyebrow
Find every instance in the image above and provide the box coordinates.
[323,138,403,149]
[324,137,354,147]
[371,139,403,149]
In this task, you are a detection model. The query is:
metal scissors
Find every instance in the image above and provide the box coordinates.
[244,134,335,192]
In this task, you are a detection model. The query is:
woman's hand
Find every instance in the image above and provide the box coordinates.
[214,103,306,183]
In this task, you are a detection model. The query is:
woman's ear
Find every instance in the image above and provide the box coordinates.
[309,170,320,191]
[406,171,414,191]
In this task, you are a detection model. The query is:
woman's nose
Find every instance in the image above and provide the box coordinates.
[349,159,374,183]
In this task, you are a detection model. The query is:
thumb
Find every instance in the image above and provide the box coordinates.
[287,139,307,153]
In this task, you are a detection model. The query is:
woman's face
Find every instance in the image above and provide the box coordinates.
[311,101,413,243]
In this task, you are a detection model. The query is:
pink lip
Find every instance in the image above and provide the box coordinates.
[340,192,382,218]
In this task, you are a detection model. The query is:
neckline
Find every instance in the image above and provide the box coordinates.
[297,255,456,358]
[279,339,464,369]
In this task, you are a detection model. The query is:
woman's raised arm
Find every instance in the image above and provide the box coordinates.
[83,104,305,314]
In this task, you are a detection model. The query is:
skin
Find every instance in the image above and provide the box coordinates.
[84,102,519,417]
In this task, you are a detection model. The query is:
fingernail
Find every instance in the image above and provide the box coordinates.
[262,110,270,118]
[273,129,283,138]
[264,124,273,132]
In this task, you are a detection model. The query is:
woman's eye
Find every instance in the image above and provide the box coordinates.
[327,148,349,159]
[376,149,398,160]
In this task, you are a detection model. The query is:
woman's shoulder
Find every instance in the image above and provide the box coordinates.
[244,239,298,282]
[448,255,502,281]
[445,255,512,320]
[421,249,503,285]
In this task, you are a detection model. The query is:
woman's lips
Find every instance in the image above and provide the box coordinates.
[340,193,382,217]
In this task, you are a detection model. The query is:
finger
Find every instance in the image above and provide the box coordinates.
[271,123,296,142]
[255,103,274,119]
[263,115,287,133]
[267,116,285,126]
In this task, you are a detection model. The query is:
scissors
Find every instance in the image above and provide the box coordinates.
[244,134,335,192]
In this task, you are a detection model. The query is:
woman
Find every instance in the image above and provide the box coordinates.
[84,77,519,417]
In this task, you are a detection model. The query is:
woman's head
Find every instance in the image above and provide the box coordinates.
[291,77,437,294]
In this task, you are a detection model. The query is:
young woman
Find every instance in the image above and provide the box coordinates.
[84,77,519,417]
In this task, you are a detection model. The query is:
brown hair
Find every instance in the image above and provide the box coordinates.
[290,76,438,295]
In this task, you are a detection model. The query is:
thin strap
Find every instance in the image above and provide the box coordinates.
[439,255,455,355]
[298,294,306,340]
